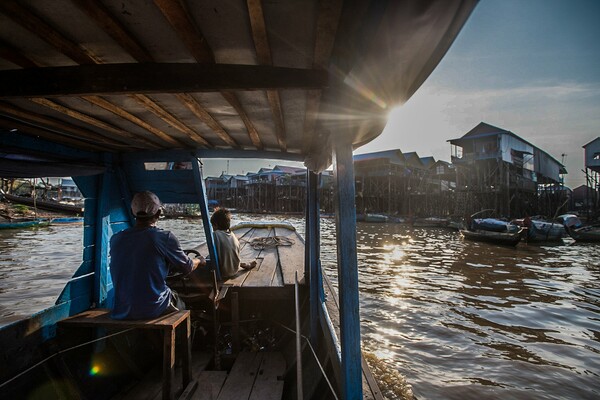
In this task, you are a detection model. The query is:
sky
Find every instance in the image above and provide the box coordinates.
[204,0,600,189]
[356,0,600,189]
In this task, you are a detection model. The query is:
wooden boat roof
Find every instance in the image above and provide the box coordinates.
[0,0,476,177]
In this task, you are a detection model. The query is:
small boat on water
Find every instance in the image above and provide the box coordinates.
[461,217,523,246]
[461,228,523,246]
[411,217,449,228]
[565,225,600,242]
[0,217,50,230]
[0,1,476,398]
[557,215,600,242]
[49,217,84,225]
[2,193,83,215]
[364,213,389,223]
[513,218,566,243]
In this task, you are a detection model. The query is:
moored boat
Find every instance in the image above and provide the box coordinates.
[0,217,50,230]
[565,225,600,242]
[2,193,83,215]
[0,1,476,398]
[49,217,84,225]
[460,228,523,246]
[514,219,566,243]
[461,217,523,246]
[557,214,600,242]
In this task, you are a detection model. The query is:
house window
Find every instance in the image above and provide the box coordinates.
[594,152,600,160]
[436,165,444,175]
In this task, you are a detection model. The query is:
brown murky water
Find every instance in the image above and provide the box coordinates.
[1,214,599,399]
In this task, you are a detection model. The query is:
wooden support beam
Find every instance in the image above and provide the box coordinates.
[220,91,263,150]
[0,101,126,149]
[175,93,238,148]
[332,138,363,400]
[0,1,100,65]
[154,0,268,150]
[71,0,154,63]
[81,95,185,147]
[0,117,108,152]
[0,64,328,98]
[130,94,211,147]
[0,40,40,68]
[153,0,214,63]
[29,97,157,149]
[303,0,342,153]
[247,0,286,151]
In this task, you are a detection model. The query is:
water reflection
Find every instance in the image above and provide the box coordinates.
[0,216,598,399]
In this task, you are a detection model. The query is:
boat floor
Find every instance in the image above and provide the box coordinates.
[113,350,285,400]
[188,224,305,290]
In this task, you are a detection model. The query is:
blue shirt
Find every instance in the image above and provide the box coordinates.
[109,226,193,320]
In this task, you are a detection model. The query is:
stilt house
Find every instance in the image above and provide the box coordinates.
[449,122,567,217]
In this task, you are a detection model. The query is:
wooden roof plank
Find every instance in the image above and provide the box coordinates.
[29,97,158,149]
[153,0,214,63]
[175,93,239,148]
[0,117,110,152]
[154,0,265,151]
[221,91,263,150]
[303,0,343,154]
[131,94,211,148]
[71,0,154,63]
[82,95,183,147]
[247,0,286,152]
[0,40,40,68]
[0,101,126,148]
[0,1,100,65]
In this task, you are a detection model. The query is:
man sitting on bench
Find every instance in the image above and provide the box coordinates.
[110,191,204,319]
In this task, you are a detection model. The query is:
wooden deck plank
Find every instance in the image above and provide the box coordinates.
[226,227,264,286]
[273,227,305,285]
[248,381,284,400]
[237,227,283,287]
[217,352,263,400]
[242,247,282,287]
[189,371,228,400]
[251,351,286,400]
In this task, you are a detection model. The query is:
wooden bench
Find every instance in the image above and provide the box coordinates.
[59,308,192,400]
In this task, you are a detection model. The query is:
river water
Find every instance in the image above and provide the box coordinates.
[0,214,599,399]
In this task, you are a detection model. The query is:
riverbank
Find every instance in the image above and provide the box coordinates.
[0,200,71,222]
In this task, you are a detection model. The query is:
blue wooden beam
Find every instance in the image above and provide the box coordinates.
[93,155,113,307]
[191,158,220,280]
[333,140,363,399]
[306,170,321,345]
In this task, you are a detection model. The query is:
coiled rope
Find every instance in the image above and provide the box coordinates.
[245,236,295,251]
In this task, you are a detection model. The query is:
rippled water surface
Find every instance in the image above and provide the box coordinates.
[1,214,599,399]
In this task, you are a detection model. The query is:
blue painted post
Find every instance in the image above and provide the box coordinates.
[94,157,112,307]
[306,170,321,344]
[191,158,220,280]
[333,139,363,399]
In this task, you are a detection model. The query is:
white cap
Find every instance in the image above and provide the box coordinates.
[131,191,162,217]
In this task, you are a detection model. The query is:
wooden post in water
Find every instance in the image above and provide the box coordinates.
[333,139,363,400]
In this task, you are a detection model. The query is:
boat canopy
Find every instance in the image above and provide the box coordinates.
[0,0,476,177]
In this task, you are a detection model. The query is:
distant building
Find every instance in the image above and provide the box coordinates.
[449,122,567,217]
[582,137,600,215]
[353,149,453,216]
